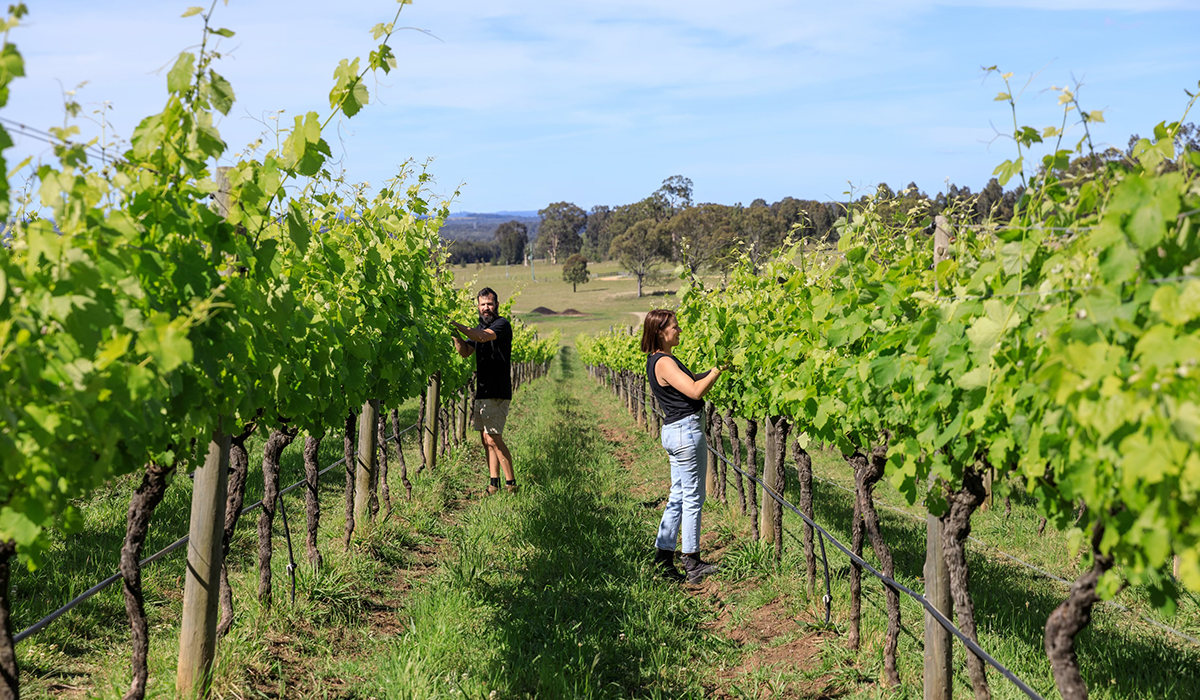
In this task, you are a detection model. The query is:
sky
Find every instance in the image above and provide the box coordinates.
[5,1,1199,213]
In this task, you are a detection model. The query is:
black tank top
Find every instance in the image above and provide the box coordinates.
[647,353,705,425]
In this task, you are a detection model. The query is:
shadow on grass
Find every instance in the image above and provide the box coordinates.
[469,351,705,698]
[12,401,424,655]
[736,444,1200,700]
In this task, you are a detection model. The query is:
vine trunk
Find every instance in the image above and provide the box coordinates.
[860,443,900,686]
[218,421,257,637]
[303,435,324,568]
[942,463,991,700]
[1045,522,1115,700]
[744,418,760,541]
[120,460,175,700]
[259,426,297,606]
[793,439,816,597]
[0,540,17,700]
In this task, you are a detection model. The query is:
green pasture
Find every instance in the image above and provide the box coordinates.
[450,258,689,344]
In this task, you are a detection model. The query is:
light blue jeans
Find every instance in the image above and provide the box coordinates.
[655,413,708,553]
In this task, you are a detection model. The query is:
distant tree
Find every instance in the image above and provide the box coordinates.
[562,254,590,292]
[495,220,528,265]
[729,203,787,273]
[660,203,733,274]
[583,205,613,261]
[534,202,586,264]
[445,239,500,265]
[610,219,670,298]
[771,197,804,228]
[655,175,694,215]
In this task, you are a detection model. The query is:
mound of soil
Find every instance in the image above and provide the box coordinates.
[559,308,584,316]
[529,306,556,315]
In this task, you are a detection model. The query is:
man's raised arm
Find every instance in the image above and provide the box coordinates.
[450,320,497,344]
[450,323,478,358]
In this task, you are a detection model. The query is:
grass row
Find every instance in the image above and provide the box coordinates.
[361,349,732,698]
[674,424,1200,699]
[15,396,475,697]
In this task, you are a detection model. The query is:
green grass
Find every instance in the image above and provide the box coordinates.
[13,398,442,698]
[693,428,1200,699]
[451,259,694,344]
[12,352,733,699]
[16,349,1200,699]
[365,349,730,698]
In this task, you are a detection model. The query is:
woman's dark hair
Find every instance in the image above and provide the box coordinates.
[641,309,676,354]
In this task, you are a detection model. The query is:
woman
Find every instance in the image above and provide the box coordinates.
[643,308,725,583]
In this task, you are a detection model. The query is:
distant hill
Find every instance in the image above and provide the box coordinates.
[440,211,540,242]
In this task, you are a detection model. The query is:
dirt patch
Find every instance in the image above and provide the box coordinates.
[599,425,641,470]
[529,306,556,314]
[237,534,450,699]
[559,308,584,316]
[703,596,830,698]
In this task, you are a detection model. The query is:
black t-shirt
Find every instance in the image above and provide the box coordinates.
[469,316,513,400]
[647,353,706,425]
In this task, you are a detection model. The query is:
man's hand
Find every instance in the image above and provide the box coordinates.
[451,330,474,358]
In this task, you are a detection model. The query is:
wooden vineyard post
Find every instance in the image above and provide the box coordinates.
[924,215,952,700]
[178,166,234,698]
[177,420,231,698]
[423,372,441,471]
[759,415,779,543]
[354,399,379,530]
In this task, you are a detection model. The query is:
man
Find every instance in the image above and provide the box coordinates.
[450,287,518,495]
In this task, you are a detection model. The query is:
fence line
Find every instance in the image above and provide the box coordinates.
[615,376,1044,700]
[624,377,1200,648]
[14,422,420,645]
[810,472,1200,647]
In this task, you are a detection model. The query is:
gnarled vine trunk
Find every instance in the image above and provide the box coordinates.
[416,393,427,474]
[942,463,991,700]
[1046,522,1114,700]
[390,407,412,501]
[258,426,297,607]
[847,451,866,651]
[120,460,175,700]
[304,435,323,569]
[744,418,760,541]
[725,407,745,514]
[767,417,790,564]
[792,439,816,597]
[218,421,257,638]
[712,414,727,504]
[376,410,389,515]
[861,442,900,686]
[0,539,18,700]
[343,411,357,550]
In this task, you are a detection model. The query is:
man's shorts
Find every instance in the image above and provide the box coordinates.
[472,399,511,435]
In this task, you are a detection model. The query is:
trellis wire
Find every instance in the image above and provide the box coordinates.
[621,376,1044,700]
[14,421,420,645]
[811,472,1200,647]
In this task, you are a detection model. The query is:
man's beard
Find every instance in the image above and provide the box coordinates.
[479,311,496,325]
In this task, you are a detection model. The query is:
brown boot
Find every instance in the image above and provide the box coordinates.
[681,552,719,584]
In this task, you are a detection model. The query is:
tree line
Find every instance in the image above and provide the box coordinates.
[445,123,1200,288]
[443,175,1023,283]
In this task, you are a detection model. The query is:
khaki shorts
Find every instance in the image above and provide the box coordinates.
[472,399,511,435]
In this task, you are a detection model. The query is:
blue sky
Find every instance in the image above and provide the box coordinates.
[5,1,1198,213]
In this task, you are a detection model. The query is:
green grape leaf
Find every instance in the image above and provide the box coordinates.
[168,52,195,94]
